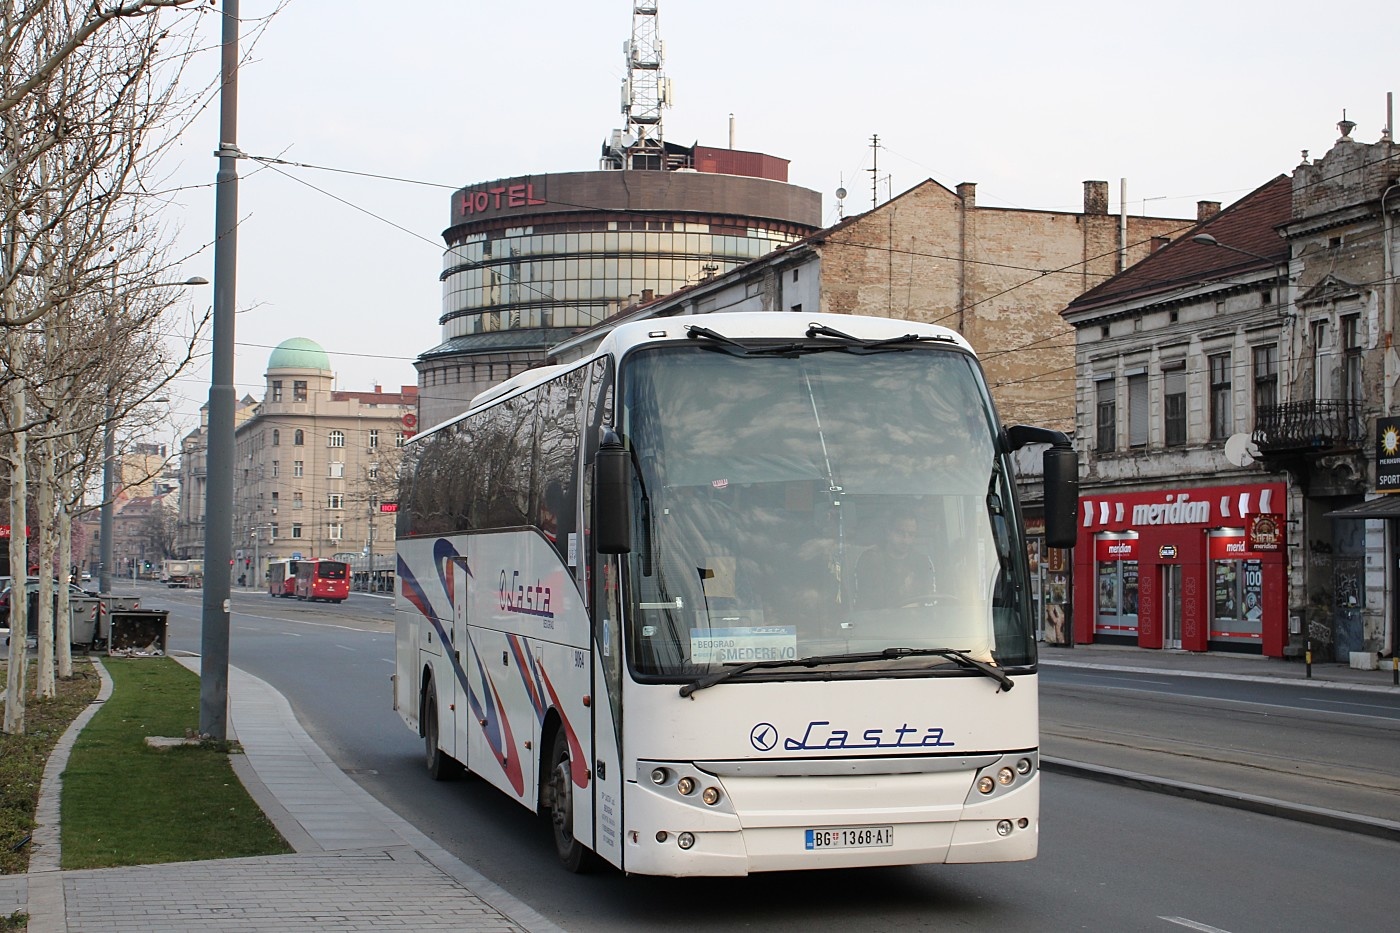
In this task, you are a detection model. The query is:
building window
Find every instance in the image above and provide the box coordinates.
[293,460,304,478]
[293,492,303,510]
[395,432,407,448]
[294,429,305,446]
[368,462,379,480]
[269,523,278,541]
[369,429,379,449]
[1095,379,1116,453]
[328,430,345,448]
[1164,367,1186,447]
[328,523,343,541]
[271,380,282,402]
[272,429,280,446]
[329,461,345,479]
[293,380,308,402]
[327,494,344,510]
[1209,352,1232,441]
[271,460,279,478]
[1310,320,1329,399]
[1127,373,1148,448]
[1342,314,1362,405]
[291,523,302,539]
[1253,344,1278,421]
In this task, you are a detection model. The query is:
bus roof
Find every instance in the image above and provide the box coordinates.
[411,312,975,444]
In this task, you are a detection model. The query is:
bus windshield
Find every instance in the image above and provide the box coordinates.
[620,342,1034,681]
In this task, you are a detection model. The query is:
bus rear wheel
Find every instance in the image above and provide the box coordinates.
[547,729,592,872]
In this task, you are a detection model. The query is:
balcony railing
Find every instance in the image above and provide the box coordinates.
[1254,400,1365,453]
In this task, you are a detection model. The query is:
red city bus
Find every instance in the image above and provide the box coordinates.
[267,559,302,598]
[295,559,349,603]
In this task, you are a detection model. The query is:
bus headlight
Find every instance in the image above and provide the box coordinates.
[701,787,721,806]
[977,776,996,794]
[651,768,669,785]
[677,832,695,849]
[996,820,1013,836]
[1015,758,1033,776]
[676,776,696,796]
[997,767,1015,786]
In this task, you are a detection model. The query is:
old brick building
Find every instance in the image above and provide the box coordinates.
[553,177,1191,431]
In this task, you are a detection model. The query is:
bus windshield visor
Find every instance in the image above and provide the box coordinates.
[619,342,1035,681]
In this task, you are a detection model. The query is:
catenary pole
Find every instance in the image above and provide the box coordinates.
[201,0,240,740]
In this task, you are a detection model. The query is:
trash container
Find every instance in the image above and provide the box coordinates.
[108,609,168,657]
[94,595,142,648]
[69,596,101,647]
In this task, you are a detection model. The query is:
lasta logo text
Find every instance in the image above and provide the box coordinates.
[498,569,554,622]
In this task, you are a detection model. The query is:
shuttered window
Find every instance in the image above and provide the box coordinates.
[1127,374,1149,447]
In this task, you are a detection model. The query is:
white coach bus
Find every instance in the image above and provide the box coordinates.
[393,312,1078,876]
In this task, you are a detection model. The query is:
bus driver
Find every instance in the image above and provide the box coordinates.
[856,515,937,609]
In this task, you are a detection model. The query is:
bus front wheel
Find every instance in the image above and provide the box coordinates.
[547,729,592,872]
[423,693,458,781]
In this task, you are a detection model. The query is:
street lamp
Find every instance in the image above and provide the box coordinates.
[1191,233,1281,265]
[98,282,207,595]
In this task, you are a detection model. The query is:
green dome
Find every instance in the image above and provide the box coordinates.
[267,337,331,372]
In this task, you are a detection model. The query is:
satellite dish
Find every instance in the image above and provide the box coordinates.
[835,186,847,200]
[1224,432,1260,467]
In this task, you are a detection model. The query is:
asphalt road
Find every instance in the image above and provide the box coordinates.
[135,582,1397,931]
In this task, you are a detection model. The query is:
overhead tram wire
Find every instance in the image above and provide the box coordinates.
[235,146,1400,362]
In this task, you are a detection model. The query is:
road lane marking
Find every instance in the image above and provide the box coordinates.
[335,644,355,651]
[1310,698,1398,712]
[1160,917,1234,932]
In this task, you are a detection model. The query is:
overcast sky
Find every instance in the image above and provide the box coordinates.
[158,0,1398,435]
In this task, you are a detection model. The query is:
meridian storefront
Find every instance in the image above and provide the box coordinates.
[1072,481,1288,656]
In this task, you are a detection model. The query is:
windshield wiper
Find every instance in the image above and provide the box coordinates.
[686,325,807,357]
[805,322,956,353]
[679,646,1014,697]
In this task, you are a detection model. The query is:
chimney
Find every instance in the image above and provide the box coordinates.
[956,182,977,207]
[1197,200,1221,222]
[1151,235,1171,252]
[641,288,655,302]
[1083,181,1109,215]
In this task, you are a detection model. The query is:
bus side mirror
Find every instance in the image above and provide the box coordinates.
[595,432,632,554]
[1043,447,1079,549]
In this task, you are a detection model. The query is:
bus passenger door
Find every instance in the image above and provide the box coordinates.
[590,554,626,869]
[448,555,469,767]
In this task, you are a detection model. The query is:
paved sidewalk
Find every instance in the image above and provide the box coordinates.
[1040,640,1400,693]
[5,656,563,933]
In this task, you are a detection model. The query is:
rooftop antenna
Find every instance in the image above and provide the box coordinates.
[868,134,881,209]
[602,2,673,170]
[836,175,847,220]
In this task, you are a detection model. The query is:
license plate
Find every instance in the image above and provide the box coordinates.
[804,825,893,850]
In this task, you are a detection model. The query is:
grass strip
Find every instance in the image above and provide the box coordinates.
[60,657,292,869]
[0,661,100,875]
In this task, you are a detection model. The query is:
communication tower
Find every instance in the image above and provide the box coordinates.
[602,2,674,170]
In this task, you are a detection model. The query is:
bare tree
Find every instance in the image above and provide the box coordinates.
[3,0,207,733]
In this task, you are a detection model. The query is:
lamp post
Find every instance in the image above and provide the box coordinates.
[98,289,205,596]
[201,0,241,741]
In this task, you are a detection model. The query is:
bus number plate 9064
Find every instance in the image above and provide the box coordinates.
[804,826,893,850]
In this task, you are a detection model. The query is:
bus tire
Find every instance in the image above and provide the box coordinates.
[547,728,593,872]
[423,692,459,781]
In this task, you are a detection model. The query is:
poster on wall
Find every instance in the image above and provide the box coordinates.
[1214,561,1238,619]
[1122,562,1139,616]
[1097,563,1118,615]
[1243,558,1263,624]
